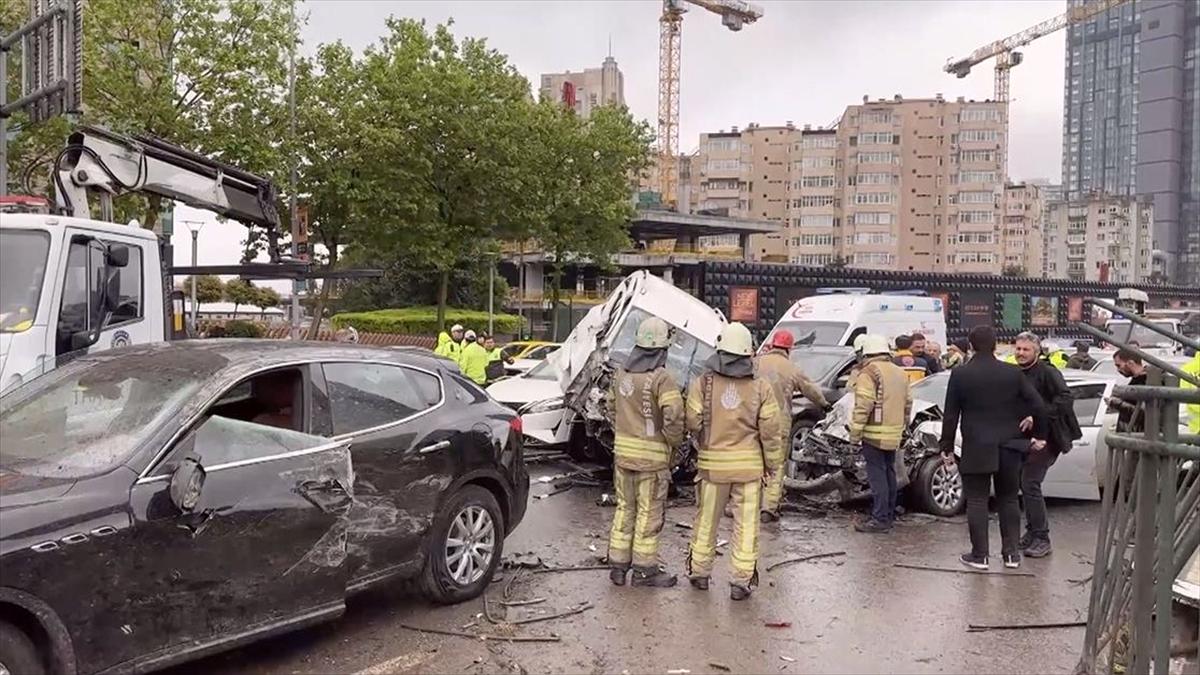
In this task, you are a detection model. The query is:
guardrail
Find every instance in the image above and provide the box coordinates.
[1076,298,1200,674]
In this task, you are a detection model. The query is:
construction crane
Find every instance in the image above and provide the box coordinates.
[657,0,762,209]
[944,0,1130,103]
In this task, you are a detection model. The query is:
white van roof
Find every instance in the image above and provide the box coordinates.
[787,293,944,319]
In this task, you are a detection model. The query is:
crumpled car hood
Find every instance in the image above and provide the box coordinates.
[815,395,939,442]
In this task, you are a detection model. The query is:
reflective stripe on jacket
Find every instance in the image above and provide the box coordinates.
[685,373,783,483]
[609,367,686,471]
[849,357,912,451]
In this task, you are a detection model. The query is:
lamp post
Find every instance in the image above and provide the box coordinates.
[182,219,205,327]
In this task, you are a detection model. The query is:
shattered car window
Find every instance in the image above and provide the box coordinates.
[611,307,711,388]
[0,359,205,478]
[324,363,439,435]
[187,416,330,469]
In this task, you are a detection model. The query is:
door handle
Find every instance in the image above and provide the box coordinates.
[419,440,452,454]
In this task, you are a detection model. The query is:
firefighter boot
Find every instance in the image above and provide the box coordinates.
[730,584,753,601]
[609,565,630,586]
[689,576,710,591]
[631,565,678,588]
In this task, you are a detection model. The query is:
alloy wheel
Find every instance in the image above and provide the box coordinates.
[444,505,496,585]
[931,463,963,512]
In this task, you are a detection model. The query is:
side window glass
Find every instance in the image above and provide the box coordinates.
[59,242,93,335]
[106,245,142,325]
[1071,384,1105,423]
[188,416,326,469]
[449,374,488,405]
[324,363,439,435]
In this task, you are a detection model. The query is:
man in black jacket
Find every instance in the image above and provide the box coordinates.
[1012,331,1078,559]
[940,326,1048,570]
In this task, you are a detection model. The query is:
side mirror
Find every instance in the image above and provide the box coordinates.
[106,244,129,268]
[169,456,206,512]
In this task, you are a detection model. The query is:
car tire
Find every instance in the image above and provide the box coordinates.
[420,485,505,605]
[915,456,965,517]
[0,620,45,675]
[784,417,817,479]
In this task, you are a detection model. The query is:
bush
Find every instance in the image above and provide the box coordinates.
[331,307,522,335]
[223,320,265,338]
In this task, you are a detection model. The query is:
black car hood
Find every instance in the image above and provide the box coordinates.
[0,469,76,507]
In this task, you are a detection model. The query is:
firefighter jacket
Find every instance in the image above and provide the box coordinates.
[893,349,929,383]
[609,367,686,471]
[756,350,830,414]
[685,372,784,483]
[849,356,912,451]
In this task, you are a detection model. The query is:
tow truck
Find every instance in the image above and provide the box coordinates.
[0,125,370,393]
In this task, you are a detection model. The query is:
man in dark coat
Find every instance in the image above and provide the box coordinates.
[940,326,1048,570]
[1012,332,1079,559]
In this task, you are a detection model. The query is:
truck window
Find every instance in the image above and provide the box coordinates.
[106,245,142,325]
[58,240,105,352]
[0,230,50,333]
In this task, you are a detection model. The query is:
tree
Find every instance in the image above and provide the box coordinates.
[520,102,652,338]
[5,0,297,227]
[223,279,258,316]
[356,19,532,329]
[1002,265,1027,277]
[824,256,849,270]
[252,286,281,319]
[181,275,224,309]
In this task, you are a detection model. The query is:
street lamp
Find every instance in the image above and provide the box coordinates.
[182,219,205,328]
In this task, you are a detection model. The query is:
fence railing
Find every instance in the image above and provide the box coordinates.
[1075,299,1200,674]
[259,326,436,349]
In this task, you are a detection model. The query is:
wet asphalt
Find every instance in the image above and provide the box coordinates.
[171,460,1104,675]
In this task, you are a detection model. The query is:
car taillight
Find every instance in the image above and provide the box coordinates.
[509,416,523,435]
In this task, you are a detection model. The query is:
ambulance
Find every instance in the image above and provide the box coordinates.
[765,289,948,348]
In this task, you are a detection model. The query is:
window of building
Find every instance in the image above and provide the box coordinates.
[956,171,999,184]
[862,111,893,124]
[854,191,895,205]
[801,175,837,188]
[959,108,1001,123]
[856,151,897,164]
[707,138,739,152]
[707,158,741,171]
[798,195,836,208]
[959,129,1000,143]
[851,211,894,225]
[958,149,996,163]
[956,231,995,244]
[800,233,835,247]
[704,178,739,190]
[797,214,836,227]
[853,232,896,246]
[853,252,895,266]
[851,172,896,186]
[792,253,834,265]
[958,210,996,224]
[855,132,895,146]
[800,156,836,169]
[800,135,837,149]
[955,191,995,205]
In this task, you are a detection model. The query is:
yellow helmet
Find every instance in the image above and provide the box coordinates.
[717,322,755,356]
[635,317,672,349]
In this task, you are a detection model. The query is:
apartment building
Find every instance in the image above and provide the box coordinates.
[1044,195,1154,283]
[539,56,624,119]
[688,123,797,259]
[1003,183,1047,278]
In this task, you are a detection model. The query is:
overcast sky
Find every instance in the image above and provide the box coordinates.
[177,0,1069,287]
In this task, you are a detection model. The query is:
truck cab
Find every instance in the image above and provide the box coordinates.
[767,289,947,348]
[0,214,164,393]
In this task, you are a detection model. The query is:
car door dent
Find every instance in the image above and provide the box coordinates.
[277,444,356,576]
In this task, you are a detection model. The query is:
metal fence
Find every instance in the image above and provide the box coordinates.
[1076,299,1200,674]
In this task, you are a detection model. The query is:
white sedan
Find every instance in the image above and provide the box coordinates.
[485,361,572,448]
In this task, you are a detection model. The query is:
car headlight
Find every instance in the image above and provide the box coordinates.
[521,397,565,415]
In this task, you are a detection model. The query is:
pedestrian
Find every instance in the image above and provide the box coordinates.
[1108,349,1148,433]
[925,341,944,371]
[686,322,783,601]
[459,330,489,385]
[1184,351,1200,434]
[943,338,971,370]
[435,324,465,364]
[849,334,912,533]
[941,326,1048,570]
[607,317,686,588]
[756,330,832,523]
[1012,331,1079,559]
[1042,340,1070,369]
[1066,341,1098,370]
[892,335,929,383]
[483,334,512,383]
[910,332,942,374]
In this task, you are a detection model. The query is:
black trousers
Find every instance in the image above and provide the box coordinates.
[962,447,1024,557]
[1021,449,1059,543]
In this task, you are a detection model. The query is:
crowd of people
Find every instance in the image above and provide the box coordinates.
[602,318,1119,599]
[433,324,511,385]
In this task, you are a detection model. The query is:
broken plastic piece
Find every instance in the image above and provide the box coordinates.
[764,621,792,628]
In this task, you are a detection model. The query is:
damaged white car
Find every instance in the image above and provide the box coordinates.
[792,369,1122,516]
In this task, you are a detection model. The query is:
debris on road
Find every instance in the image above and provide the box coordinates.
[764,621,792,628]
[535,485,572,500]
[597,493,617,507]
[966,621,1087,633]
[766,551,847,571]
[892,562,1036,578]
[503,553,545,569]
[674,521,693,530]
[708,662,731,672]
[666,669,691,674]
[499,598,546,607]
[397,623,561,643]
[1068,575,1093,587]
[779,655,796,663]
[532,564,611,574]
[510,602,594,626]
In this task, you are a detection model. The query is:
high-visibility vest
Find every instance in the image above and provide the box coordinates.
[1182,354,1200,434]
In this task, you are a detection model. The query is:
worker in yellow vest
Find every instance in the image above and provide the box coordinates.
[1182,352,1200,434]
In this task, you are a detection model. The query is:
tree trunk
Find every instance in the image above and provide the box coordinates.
[549,261,562,341]
[142,195,162,232]
[306,280,332,340]
[436,269,449,330]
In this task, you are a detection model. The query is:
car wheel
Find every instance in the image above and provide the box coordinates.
[784,417,817,479]
[0,620,44,675]
[915,456,964,517]
[420,485,505,605]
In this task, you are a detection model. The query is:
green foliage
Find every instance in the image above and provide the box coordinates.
[252,286,281,315]
[223,320,265,338]
[223,279,258,310]
[337,255,510,314]
[180,275,224,305]
[332,307,521,336]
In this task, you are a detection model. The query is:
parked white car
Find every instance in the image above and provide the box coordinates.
[485,361,572,448]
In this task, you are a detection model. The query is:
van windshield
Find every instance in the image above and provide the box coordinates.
[772,321,850,346]
[1106,320,1177,347]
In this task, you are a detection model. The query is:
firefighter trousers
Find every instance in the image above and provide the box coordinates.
[761,430,790,514]
[688,478,761,586]
[607,466,670,568]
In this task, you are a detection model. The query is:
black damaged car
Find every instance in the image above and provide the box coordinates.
[0,341,528,675]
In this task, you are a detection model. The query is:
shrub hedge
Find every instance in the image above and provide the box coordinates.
[331,307,522,335]
[223,320,265,338]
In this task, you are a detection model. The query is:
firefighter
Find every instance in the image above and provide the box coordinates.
[850,334,913,533]
[686,322,783,601]
[607,317,686,588]
[756,330,831,523]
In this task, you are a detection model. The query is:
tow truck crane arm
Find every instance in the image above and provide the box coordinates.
[54,124,286,262]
